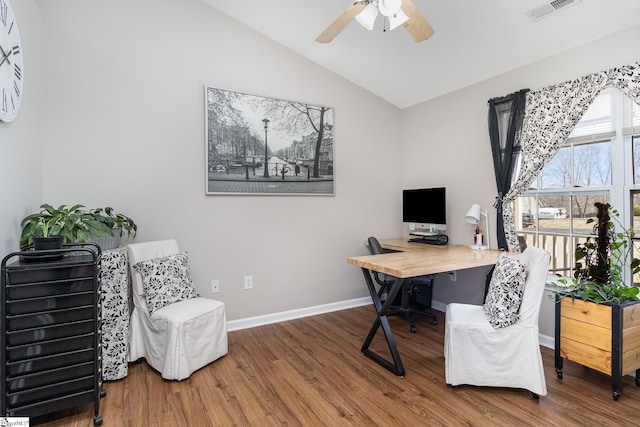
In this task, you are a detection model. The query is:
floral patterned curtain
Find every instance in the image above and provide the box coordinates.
[501,62,640,252]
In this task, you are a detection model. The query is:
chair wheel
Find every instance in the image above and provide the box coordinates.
[410,325,417,333]
[556,369,563,379]
[432,319,438,326]
[613,391,620,401]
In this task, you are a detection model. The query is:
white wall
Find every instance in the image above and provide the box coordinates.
[8,0,639,332]
[402,24,640,339]
[0,0,43,254]
[34,0,402,320]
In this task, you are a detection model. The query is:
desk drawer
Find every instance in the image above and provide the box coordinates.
[7,306,94,330]
[7,348,95,376]
[6,390,95,418]
[6,279,94,300]
[7,321,94,346]
[7,292,94,315]
[7,334,94,361]
[7,376,94,407]
[6,265,94,285]
[7,361,95,393]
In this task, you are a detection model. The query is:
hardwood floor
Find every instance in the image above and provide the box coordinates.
[33,305,640,426]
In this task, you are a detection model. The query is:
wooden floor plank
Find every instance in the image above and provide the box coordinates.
[31,305,640,426]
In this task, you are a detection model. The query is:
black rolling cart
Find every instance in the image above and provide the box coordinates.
[1,244,104,426]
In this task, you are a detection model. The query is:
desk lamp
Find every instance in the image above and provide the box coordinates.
[465,203,489,250]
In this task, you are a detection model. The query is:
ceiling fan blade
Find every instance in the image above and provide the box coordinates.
[316,2,366,43]
[401,0,435,42]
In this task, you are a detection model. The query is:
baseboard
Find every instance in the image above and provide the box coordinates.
[228,297,444,332]
[431,299,447,313]
[226,297,372,332]
[228,298,558,352]
[539,333,554,350]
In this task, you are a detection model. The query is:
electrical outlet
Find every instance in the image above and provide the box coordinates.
[211,280,220,293]
[244,275,253,290]
[448,271,457,282]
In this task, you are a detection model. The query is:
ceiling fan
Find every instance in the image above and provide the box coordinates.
[316,0,434,43]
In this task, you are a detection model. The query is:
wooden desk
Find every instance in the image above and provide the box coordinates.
[348,239,506,278]
[347,239,508,377]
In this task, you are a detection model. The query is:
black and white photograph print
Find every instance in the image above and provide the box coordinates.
[205,86,335,195]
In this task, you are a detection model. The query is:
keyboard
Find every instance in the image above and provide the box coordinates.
[408,234,449,245]
[409,231,436,237]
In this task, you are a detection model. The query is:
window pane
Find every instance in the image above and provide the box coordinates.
[632,191,640,286]
[570,89,613,137]
[623,96,640,135]
[633,191,640,238]
[515,196,537,231]
[634,137,640,184]
[572,194,609,236]
[573,141,611,186]
[540,146,571,189]
[537,195,569,234]
[634,238,640,287]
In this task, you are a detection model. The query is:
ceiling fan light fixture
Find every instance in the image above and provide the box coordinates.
[378,0,402,17]
[388,9,409,30]
[355,2,379,31]
[316,0,433,44]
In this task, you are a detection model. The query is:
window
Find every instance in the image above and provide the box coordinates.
[515,88,640,277]
[632,188,640,286]
[537,140,611,189]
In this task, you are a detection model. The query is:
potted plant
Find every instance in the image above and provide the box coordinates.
[88,207,137,249]
[20,204,114,250]
[554,202,640,400]
[561,203,640,302]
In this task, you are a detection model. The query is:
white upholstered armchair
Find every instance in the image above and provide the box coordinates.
[444,246,551,398]
[127,239,228,380]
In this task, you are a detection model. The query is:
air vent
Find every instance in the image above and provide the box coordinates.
[526,0,581,22]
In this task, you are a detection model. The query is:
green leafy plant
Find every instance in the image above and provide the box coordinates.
[555,202,640,303]
[89,207,137,239]
[20,204,114,249]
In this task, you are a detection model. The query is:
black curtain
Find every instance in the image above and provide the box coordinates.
[488,89,528,250]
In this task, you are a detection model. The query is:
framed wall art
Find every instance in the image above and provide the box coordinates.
[205,86,335,196]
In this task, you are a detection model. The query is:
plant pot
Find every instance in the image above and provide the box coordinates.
[86,230,121,250]
[555,296,640,400]
[22,236,65,262]
[33,235,64,251]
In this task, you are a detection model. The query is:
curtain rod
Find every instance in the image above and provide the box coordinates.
[488,88,530,105]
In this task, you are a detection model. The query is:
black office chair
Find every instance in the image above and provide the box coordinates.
[367,236,438,332]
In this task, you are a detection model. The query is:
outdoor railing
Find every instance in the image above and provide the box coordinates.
[518,230,590,277]
[520,230,640,286]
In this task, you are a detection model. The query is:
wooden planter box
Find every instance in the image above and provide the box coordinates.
[555,295,640,400]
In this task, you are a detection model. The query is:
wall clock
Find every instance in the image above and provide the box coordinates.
[0,0,22,122]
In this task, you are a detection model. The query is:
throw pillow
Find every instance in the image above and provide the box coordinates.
[483,253,527,328]
[133,252,200,314]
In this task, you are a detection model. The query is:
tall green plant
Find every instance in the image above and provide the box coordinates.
[89,207,137,239]
[20,204,113,248]
[556,203,640,303]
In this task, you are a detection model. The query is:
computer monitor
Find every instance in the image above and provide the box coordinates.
[402,187,446,229]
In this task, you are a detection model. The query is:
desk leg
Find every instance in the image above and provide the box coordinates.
[360,268,405,378]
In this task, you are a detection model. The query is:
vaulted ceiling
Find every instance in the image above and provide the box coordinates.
[202,0,640,109]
